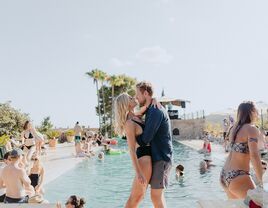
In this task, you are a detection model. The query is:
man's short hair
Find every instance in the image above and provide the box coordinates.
[4,151,11,160]
[136,81,154,96]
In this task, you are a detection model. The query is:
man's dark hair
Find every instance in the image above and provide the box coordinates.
[176,164,184,172]
[23,120,30,130]
[4,151,11,160]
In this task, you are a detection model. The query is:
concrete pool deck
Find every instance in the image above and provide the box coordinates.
[177,139,228,161]
[197,200,246,208]
[41,143,102,185]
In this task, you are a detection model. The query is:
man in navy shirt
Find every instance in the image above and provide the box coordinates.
[135,81,173,208]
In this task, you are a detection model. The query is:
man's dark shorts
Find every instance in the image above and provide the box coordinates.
[4,196,28,203]
[150,160,172,189]
[0,194,5,202]
[75,136,81,144]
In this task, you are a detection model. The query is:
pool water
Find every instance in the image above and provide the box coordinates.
[45,141,226,207]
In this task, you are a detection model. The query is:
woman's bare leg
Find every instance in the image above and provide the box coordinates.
[220,182,237,199]
[125,156,152,208]
[35,140,42,156]
[228,175,255,199]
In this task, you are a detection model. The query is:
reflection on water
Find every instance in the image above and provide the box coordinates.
[45,141,226,208]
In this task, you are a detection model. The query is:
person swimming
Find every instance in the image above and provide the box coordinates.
[176,164,184,177]
[98,152,104,160]
[203,154,215,168]
[199,161,208,174]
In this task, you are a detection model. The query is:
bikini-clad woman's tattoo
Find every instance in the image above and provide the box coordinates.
[249,138,258,143]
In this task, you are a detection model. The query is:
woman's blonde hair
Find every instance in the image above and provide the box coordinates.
[114,93,130,136]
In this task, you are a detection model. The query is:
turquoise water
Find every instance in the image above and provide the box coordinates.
[45,141,226,207]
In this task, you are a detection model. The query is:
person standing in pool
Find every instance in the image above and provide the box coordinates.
[135,81,173,208]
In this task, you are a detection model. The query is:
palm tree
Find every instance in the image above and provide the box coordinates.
[99,71,108,136]
[86,69,102,130]
[121,75,137,95]
[107,75,125,136]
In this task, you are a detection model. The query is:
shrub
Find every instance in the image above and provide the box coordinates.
[0,102,29,137]
[46,130,60,140]
[65,129,75,137]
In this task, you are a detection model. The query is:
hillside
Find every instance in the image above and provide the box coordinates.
[206,101,268,124]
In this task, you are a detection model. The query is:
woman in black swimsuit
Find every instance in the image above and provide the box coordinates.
[29,157,44,195]
[114,93,153,208]
[220,101,263,199]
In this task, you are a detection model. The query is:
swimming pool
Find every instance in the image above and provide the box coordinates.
[45,141,226,207]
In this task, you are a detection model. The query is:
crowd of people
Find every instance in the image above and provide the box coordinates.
[1,81,268,207]
[0,148,45,203]
[0,120,47,204]
[73,121,120,160]
[0,120,89,207]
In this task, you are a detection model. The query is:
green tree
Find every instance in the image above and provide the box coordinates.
[0,102,29,137]
[86,69,102,130]
[99,70,108,135]
[107,75,125,135]
[96,74,137,136]
[38,116,53,134]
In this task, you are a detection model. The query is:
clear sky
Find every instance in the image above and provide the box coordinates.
[0,0,267,128]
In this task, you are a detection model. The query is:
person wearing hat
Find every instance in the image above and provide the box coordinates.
[0,148,34,203]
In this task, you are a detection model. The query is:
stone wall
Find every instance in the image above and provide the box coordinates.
[171,119,205,140]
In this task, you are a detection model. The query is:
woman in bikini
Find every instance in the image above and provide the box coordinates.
[114,93,157,208]
[21,121,37,163]
[21,121,44,158]
[220,101,263,199]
